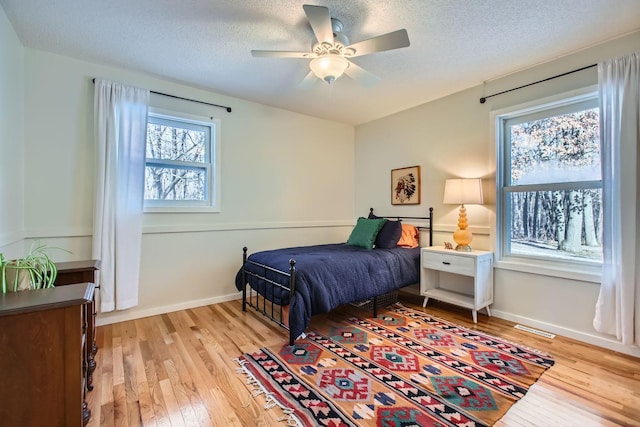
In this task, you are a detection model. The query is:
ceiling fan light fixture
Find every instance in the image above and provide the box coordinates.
[309,54,349,84]
[252,5,410,88]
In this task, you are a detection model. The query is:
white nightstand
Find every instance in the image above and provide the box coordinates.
[420,246,494,323]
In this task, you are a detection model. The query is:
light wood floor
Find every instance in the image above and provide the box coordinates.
[86,294,640,427]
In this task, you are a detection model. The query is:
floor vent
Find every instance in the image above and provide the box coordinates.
[514,324,555,339]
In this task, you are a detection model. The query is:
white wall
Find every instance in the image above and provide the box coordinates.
[355,31,640,356]
[21,48,355,324]
[354,85,493,242]
[0,6,25,257]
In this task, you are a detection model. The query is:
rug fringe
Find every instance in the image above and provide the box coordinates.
[233,358,303,426]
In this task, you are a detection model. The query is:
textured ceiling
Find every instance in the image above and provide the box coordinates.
[2,0,640,125]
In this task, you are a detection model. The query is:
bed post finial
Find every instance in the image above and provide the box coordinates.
[241,247,248,312]
[429,207,434,246]
[369,207,374,215]
[289,259,297,346]
[289,259,297,295]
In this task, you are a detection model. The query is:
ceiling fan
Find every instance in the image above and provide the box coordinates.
[251,4,410,89]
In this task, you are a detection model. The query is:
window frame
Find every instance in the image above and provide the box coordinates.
[144,108,221,213]
[492,87,602,282]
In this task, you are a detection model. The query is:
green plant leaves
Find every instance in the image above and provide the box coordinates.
[0,242,66,293]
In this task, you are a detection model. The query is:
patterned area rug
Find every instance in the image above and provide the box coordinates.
[236,303,554,427]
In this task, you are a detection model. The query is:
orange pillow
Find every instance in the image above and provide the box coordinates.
[397,224,419,248]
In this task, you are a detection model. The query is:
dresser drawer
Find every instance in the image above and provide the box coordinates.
[422,251,475,276]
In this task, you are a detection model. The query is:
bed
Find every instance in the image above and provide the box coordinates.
[235,208,433,345]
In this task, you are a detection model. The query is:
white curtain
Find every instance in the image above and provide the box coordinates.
[593,52,640,346]
[93,79,149,312]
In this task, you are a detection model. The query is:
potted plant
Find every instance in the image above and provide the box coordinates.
[0,242,60,293]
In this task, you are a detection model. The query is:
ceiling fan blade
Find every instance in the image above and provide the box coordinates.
[297,71,318,90]
[345,29,410,57]
[252,50,314,58]
[344,61,380,88]
[303,4,334,45]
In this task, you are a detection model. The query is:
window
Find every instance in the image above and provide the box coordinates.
[496,91,602,268]
[144,110,220,212]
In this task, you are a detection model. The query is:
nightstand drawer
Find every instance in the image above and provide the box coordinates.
[422,251,475,276]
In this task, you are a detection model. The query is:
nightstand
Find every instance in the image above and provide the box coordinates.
[420,246,493,323]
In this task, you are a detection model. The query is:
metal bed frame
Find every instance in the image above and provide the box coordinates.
[240,207,433,345]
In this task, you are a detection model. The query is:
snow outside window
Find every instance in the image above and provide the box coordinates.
[496,93,602,269]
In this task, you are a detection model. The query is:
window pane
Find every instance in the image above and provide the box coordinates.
[509,107,600,185]
[508,189,602,262]
[144,166,205,201]
[146,123,206,163]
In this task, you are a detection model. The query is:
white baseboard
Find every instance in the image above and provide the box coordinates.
[491,309,640,358]
[95,292,242,326]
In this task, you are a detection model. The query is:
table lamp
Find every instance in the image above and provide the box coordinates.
[443,178,484,251]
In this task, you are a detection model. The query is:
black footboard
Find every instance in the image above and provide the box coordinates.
[240,247,388,346]
[241,247,297,345]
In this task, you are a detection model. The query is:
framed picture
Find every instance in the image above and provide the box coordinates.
[391,165,421,205]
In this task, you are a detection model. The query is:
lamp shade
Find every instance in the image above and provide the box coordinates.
[309,54,349,84]
[443,178,484,205]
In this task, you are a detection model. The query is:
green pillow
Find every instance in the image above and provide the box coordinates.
[346,217,387,249]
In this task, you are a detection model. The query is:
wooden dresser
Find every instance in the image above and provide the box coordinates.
[0,283,95,426]
[55,259,100,390]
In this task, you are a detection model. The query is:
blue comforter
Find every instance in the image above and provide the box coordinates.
[235,243,420,340]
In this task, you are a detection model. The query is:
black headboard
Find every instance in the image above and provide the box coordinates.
[369,207,433,247]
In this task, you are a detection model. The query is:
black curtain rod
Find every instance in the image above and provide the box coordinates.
[479,63,597,104]
[91,78,232,113]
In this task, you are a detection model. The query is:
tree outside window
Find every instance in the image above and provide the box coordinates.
[144,112,220,211]
[499,95,602,264]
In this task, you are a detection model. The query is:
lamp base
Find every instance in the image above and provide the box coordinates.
[452,224,473,252]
